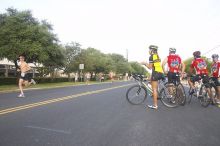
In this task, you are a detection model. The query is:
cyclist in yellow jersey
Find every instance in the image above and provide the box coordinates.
[142,45,164,109]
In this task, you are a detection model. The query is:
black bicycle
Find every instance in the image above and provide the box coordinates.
[126,74,184,108]
[164,73,186,106]
[188,75,216,107]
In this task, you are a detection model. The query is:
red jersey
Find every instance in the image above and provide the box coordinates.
[190,58,208,75]
[167,54,182,73]
[211,61,220,77]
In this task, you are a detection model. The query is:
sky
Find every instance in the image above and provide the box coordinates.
[0,0,220,62]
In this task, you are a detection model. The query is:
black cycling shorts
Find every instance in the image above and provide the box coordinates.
[211,77,220,86]
[168,72,180,85]
[190,74,209,87]
[151,71,163,81]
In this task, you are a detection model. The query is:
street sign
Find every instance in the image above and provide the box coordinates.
[79,64,84,70]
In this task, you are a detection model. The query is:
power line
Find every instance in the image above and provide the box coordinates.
[202,45,220,56]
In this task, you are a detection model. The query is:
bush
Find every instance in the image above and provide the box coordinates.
[34,77,74,84]
[0,77,17,85]
[0,77,76,85]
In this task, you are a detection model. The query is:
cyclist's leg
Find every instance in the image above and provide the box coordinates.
[188,76,195,89]
[167,72,175,95]
[213,77,220,103]
[202,75,212,98]
[188,76,196,94]
[149,71,161,108]
[217,86,220,103]
[151,81,158,107]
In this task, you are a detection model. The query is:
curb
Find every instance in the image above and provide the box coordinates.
[0,80,128,94]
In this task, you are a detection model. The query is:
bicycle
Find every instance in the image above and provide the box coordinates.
[188,75,216,107]
[126,74,183,108]
[164,73,186,106]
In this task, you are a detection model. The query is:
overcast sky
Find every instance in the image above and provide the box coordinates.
[1,0,220,62]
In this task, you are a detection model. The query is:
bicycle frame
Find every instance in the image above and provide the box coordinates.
[132,75,166,96]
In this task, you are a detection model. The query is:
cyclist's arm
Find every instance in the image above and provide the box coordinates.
[189,66,194,76]
[142,62,152,69]
[162,57,168,73]
[181,62,185,73]
[146,63,153,69]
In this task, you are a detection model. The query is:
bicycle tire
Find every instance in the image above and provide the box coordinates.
[126,85,147,105]
[177,83,186,106]
[210,86,217,105]
[160,84,179,108]
[187,87,193,104]
[199,84,210,107]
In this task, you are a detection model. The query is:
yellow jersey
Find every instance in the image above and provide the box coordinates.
[149,54,163,73]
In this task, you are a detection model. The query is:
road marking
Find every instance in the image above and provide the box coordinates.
[25,125,71,134]
[0,83,134,116]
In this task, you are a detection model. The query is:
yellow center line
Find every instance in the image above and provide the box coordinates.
[0,83,134,116]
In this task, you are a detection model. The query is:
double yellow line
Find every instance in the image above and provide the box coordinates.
[0,84,132,116]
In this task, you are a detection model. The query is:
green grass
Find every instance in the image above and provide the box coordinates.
[0,80,114,92]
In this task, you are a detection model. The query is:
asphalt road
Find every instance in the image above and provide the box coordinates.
[0,81,219,146]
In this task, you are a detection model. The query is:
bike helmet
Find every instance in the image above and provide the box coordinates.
[211,54,219,59]
[193,51,201,58]
[169,48,176,53]
[149,45,158,51]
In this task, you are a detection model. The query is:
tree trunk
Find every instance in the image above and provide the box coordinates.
[5,65,8,77]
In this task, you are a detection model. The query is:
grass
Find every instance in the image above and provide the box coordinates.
[0,80,114,92]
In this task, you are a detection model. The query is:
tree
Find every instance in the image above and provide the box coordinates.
[108,53,130,74]
[0,8,60,71]
[39,44,65,78]
[63,42,81,79]
[129,62,148,75]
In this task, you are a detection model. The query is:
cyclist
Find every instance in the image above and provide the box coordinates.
[162,48,185,104]
[162,48,185,84]
[142,45,164,109]
[211,54,220,104]
[188,51,210,95]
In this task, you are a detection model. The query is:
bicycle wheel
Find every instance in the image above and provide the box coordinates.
[177,83,186,106]
[126,85,147,105]
[160,84,179,108]
[199,84,211,107]
[209,86,217,105]
[187,87,193,104]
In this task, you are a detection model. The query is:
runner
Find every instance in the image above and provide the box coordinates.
[109,71,114,83]
[17,55,36,97]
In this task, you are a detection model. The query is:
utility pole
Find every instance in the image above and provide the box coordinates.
[126,49,128,62]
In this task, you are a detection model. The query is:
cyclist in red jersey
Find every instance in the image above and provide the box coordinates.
[211,54,220,104]
[162,48,185,84]
[188,51,210,95]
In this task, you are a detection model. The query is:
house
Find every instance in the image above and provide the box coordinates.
[0,58,39,77]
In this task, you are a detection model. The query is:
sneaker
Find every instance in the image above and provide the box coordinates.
[147,105,158,109]
[17,93,25,98]
[30,79,36,85]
